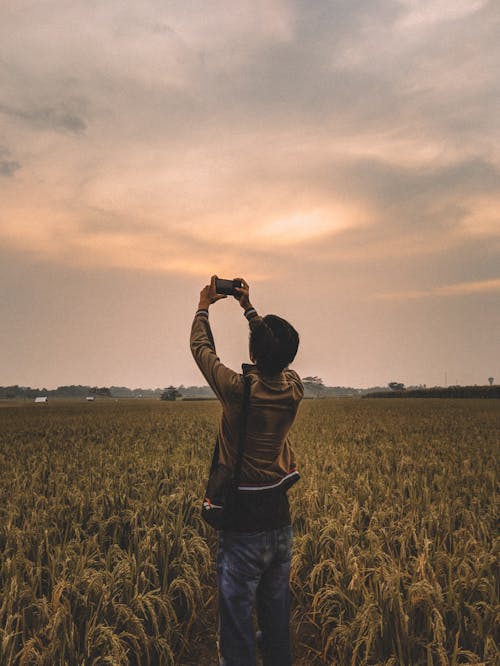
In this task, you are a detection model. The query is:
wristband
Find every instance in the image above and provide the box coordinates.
[244,307,258,321]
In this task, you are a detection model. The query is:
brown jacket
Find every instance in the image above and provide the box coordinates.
[190,308,303,489]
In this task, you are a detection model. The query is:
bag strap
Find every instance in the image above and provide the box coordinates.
[233,374,251,488]
[208,436,220,474]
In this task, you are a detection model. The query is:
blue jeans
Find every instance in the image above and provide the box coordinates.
[216,524,293,666]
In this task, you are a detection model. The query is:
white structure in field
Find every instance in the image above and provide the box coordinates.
[34,396,48,403]
[86,396,95,401]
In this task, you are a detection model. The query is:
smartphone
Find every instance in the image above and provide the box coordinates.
[215,278,243,296]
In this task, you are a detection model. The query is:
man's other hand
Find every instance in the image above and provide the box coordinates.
[234,278,252,311]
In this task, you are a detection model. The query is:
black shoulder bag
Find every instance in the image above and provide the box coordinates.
[201,375,251,530]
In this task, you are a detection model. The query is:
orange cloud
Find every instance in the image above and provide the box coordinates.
[375,277,500,301]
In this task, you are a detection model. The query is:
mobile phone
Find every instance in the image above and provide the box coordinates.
[215,278,243,296]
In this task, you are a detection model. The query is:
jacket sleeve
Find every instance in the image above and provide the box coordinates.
[285,368,305,401]
[190,310,242,404]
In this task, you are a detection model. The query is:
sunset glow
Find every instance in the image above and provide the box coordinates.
[1,0,498,389]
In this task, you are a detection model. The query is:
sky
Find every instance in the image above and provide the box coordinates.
[1,0,499,389]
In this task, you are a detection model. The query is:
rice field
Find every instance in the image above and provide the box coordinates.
[0,398,498,665]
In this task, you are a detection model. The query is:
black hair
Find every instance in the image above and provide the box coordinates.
[250,314,299,376]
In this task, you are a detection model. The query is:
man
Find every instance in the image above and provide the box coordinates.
[190,275,304,666]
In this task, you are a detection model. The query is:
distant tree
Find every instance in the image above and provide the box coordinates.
[56,385,89,398]
[388,382,405,391]
[90,386,111,397]
[160,386,180,401]
[488,377,494,386]
[302,376,325,398]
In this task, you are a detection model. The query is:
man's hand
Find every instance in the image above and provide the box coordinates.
[233,278,252,311]
[198,275,227,310]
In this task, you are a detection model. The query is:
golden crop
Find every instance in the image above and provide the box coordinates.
[0,398,498,665]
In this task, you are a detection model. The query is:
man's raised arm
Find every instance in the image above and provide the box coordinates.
[190,275,249,403]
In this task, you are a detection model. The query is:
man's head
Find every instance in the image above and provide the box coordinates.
[250,315,299,376]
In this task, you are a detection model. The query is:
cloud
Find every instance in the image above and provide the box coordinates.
[375,277,500,301]
[0,0,499,388]
[0,0,499,279]
[0,102,87,134]
[319,156,500,236]
[0,146,21,177]
[396,0,488,30]
[0,160,21,177]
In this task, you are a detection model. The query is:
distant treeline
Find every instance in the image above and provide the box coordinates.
[6,384,496,401]
[363,385,500,399]
[1,383,385,400]
[0,385,116,399]
[0,384,215,400]
[304,386,387,398]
